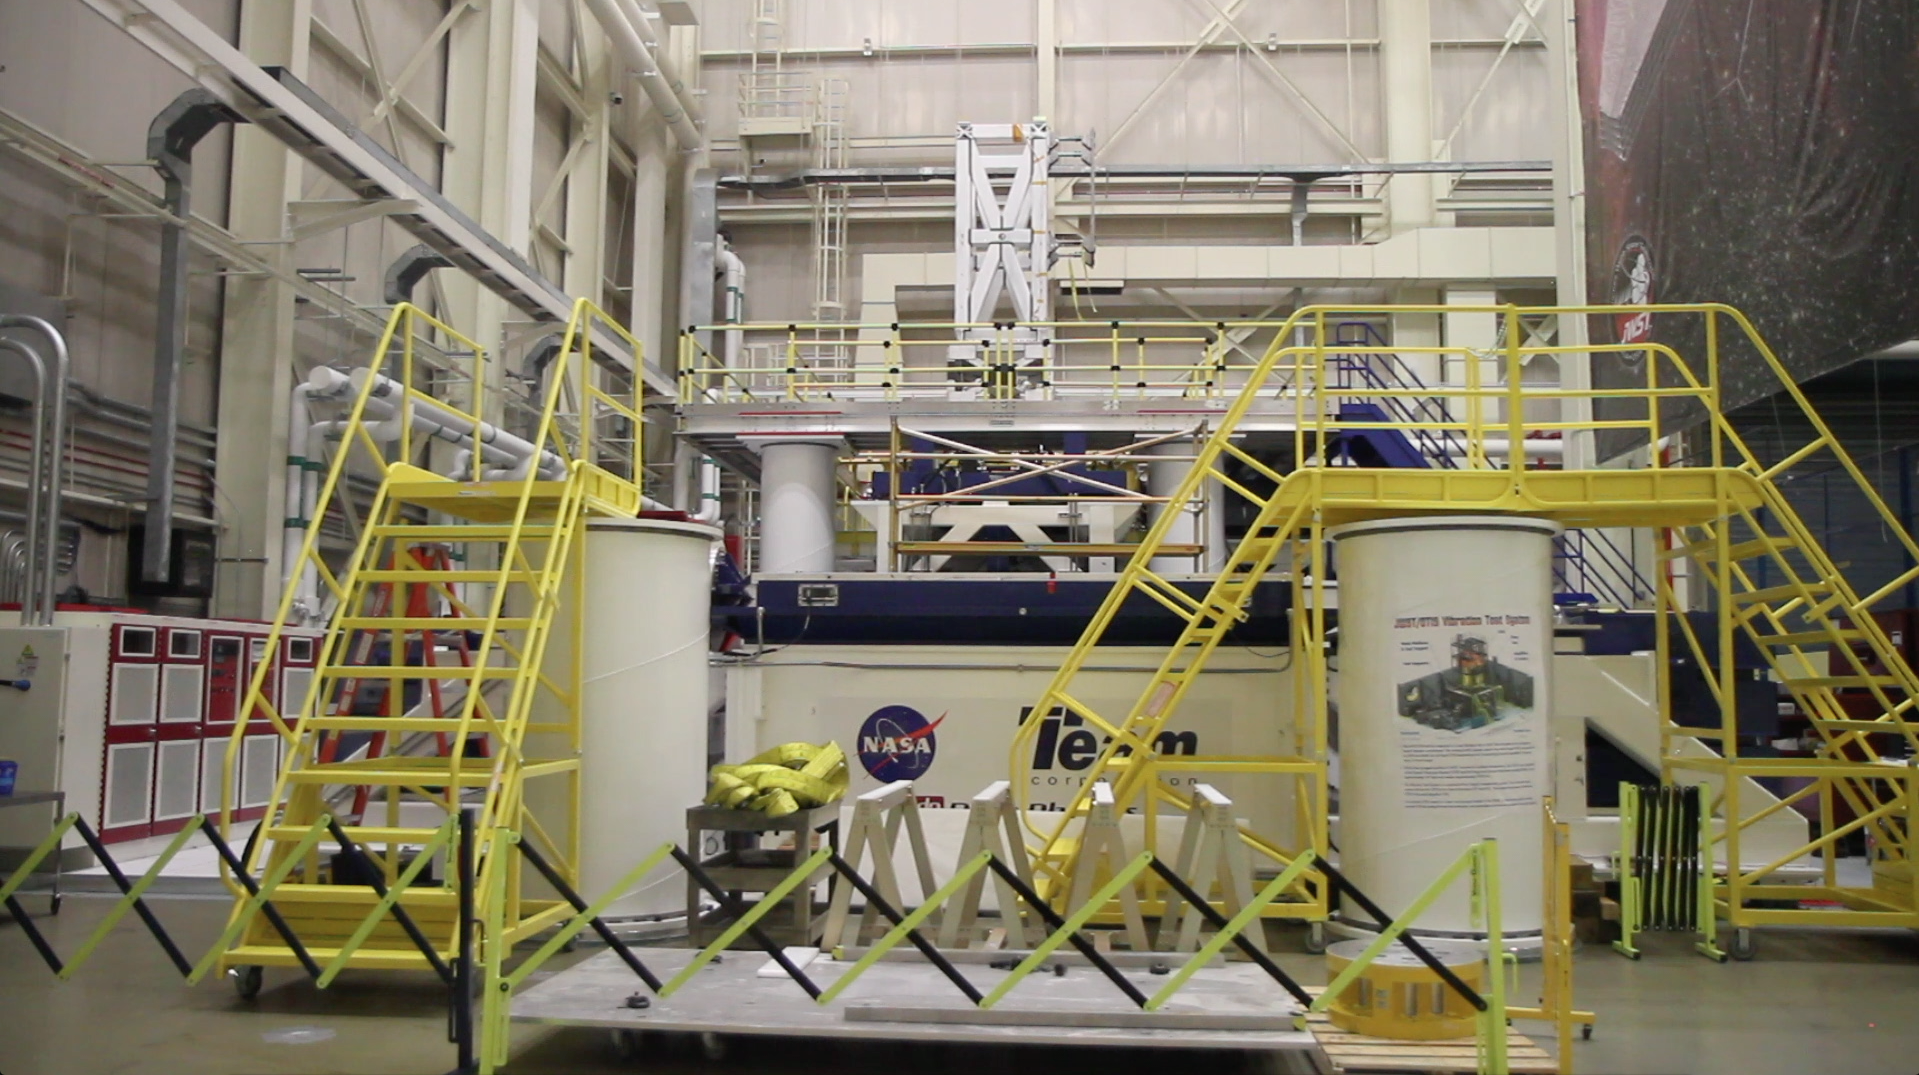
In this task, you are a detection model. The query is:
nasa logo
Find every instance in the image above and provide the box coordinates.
[857,705,945,781]
[1611,236,1656,369]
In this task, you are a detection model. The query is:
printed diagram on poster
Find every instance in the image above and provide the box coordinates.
[1392,614,1543,810]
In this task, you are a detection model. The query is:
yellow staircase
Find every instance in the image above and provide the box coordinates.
[1015,303,1919,939]
[213,300,649,977]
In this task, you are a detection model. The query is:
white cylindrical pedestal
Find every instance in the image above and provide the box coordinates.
[1144,440,1226,573]
[755,438,841,573]
[570,518,718,917]
[1330,515,1559,937]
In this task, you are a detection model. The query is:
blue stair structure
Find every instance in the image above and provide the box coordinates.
[1322,322,1461,471]
[1328,401,1434,468]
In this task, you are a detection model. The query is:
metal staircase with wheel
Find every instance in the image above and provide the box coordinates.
[212,299,648,980]
[1013,303,1919,944]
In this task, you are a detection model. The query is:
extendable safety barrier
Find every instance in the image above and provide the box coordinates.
[1614,783,1723,962]
[1,811,485,1072]
[468,822,1499,1073]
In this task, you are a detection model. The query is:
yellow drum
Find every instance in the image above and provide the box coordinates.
[1324,938,1485,1040]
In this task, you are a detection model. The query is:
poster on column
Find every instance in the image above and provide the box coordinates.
[1391,613,1545,811]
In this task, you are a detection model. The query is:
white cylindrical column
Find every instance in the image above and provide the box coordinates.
[755,437,843,574]
[1330,515,1559,937]
[1144,439,1226,573]
[572,518,718,918]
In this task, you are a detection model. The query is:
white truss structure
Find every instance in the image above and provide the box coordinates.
[951,120,1052,382]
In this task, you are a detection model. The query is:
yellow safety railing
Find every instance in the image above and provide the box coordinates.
[1000,302,1919,943]
[1509,797,1596,1071]
[678,318,1271,403]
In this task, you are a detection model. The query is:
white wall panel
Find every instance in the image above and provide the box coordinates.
[0,0,237,420]
[1429,0,1530,41]
[1433,47,1551,163]
[1059,49,1380,165]
[1059,0,1374,43]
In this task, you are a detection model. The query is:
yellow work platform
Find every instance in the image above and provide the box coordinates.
[1289,466,1767,528]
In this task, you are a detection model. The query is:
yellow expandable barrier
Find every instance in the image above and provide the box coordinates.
[705,741,850,816]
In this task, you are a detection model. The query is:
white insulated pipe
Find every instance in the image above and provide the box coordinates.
[586,0,704,152]
[690,455,722,524]
[340,367,568,480]
[1442,439,1566,460]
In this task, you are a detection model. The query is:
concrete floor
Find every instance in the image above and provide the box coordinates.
[4,893,1918,1075]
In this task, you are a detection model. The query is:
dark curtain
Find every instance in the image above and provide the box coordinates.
[1578,0,1919,457]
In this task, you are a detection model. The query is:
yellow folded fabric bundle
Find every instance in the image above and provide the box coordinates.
[704,741,849,817]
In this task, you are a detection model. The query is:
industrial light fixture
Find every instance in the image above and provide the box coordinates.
[1265,32,1279,52]
[862,37,874,57]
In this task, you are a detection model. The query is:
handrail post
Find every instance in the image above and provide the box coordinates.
[1505,305,1525,471]
[1477,839,1508,1075]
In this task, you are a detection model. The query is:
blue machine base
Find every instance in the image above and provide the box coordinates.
[726,574,1291,647]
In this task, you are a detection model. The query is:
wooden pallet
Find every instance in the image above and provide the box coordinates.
[1303,1011,1557,1074]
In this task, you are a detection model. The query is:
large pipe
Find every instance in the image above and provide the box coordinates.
[144,90,242,584]
[339,368,568,480]
[691,455,722,524]
[585,0,704,152]
[615,0,705,137]
[0,340,46,623]
[0,316,68,624]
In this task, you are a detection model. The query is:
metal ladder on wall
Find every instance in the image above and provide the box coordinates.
[1012,302,1919,941]
[212,299,648,979]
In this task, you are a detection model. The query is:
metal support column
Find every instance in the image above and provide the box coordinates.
[211,0,311,618]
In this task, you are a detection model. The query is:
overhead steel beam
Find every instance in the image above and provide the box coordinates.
[76,0,670,394]
[0,107,426,356]
[717,160,1552,190]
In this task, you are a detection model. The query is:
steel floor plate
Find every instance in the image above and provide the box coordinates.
[512,947,1320,1051]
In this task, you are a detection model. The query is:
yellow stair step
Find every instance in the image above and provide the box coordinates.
[264,824,449,843]
[1733,583,1830,604]
[282,757,578,786]
[1760,630,1866,647]
[284,759,499,787]
[305,716,486,733]
[336,616,534,631]
[222,945,448,970]
[355,569,542,584]
[319,664,520,680]
[239,882,459,907]
[370,524,557,540]
[1667,535,1799,562]
[387,478,571,502]
[1781,675,1908,690]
